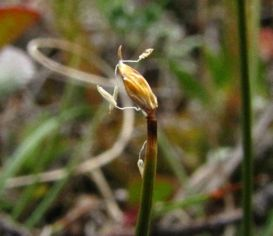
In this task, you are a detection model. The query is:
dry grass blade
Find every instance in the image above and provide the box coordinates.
[5,38,135,188]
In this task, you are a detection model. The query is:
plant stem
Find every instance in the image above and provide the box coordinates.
[135,111,157,236]
[236,1,253,235]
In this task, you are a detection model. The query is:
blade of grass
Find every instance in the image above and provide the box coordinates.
[204,48,230,88]
[12,183,38,220]
[247,0,260,94]
[0,106,89,197]
[25,149,81,227]
[12,134,63,219]
[158,128,187,185]
[22,103,108,226]
[24,103,101,227]
[262,209,273,236]
[236,0,253,235]
[169,60,209,102]
[25,176,68,227]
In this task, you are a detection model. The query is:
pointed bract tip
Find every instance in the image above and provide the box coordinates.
[118,45,123,60]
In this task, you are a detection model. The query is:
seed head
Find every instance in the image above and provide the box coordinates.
[118,62,158,114]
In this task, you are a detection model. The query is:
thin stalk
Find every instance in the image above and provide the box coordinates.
[236,1,253,236]
[247,0,260,93]
[135,111,157,236]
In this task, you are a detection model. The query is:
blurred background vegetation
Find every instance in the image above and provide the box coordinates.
[0,0,272,235]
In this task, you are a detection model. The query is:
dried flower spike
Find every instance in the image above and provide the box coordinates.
[97,45,157,115]
[117,46,158,115]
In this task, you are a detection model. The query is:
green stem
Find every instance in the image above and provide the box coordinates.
[135,111,157,236]
[236,1,253,235]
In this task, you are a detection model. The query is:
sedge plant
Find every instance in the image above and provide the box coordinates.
[97,46,158,236]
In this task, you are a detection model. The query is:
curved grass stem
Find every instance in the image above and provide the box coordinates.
[135,111,157,236]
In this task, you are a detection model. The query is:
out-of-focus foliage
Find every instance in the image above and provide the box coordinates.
[96,0,167,33]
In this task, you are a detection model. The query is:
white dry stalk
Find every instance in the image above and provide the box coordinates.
[27,38,112,87]
[5,38,135,188]
[175,104,273,197]
[109,85,119,112]
[97,85,117,108]
[90,169,123,222]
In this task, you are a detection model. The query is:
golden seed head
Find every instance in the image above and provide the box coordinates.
[118,62,158,113]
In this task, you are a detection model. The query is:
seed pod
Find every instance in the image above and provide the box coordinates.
[118,62,158,114]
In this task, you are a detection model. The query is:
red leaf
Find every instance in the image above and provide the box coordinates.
[0,6,40,47]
